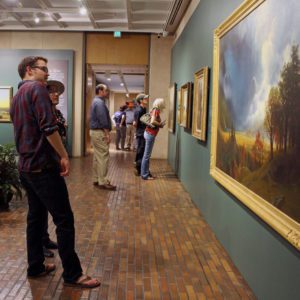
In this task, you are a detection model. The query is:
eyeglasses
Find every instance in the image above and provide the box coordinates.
[32,66,49,73]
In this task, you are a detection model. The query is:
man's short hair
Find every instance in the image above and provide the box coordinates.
[18,56,48,79]
[95,83,108,95]
[136,93,149,104]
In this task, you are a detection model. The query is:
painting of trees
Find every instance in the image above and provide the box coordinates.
[264,45,300,160]
[212,0,300,251]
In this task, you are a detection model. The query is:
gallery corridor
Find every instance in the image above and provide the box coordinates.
[0,151,255,299]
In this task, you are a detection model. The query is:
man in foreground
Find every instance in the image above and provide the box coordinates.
[10,56,100,288]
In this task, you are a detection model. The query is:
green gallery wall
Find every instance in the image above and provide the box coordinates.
[168,0,300,299]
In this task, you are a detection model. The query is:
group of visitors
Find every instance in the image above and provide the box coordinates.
[9,55,165,290]
[113,101,137,151]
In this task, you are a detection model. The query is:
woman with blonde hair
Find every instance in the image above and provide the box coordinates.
[141,98,165,180]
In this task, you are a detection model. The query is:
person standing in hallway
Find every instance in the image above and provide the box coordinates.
[10,56,100,288]
[141,98,166,180]
[125,101,135,150]
[113,105,127,150]
[47,80,67,148]
[133,94,149,176]
[89,83,116,190]
[39,80,67,259]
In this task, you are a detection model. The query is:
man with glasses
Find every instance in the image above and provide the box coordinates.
[10,56,100,288]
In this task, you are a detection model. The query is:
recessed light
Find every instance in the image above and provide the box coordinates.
[34,17,40,24]
[107,78,111,81]
[80,7,87,15]
[120,83,124,86]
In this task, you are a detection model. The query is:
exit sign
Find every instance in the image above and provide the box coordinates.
[114,31,122,38]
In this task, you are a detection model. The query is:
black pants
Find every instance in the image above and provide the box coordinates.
[20,169,82,282]
[135,135,146,174]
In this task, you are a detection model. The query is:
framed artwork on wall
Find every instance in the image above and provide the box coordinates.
[192,67,209,141]
[210,0,300,250]
[168,83,177,133]
[176,90,181,125]
[180,82,193,128]
[0,86,13,123]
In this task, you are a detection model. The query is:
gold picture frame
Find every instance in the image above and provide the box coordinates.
[192,67,209,141]
[210,0,300,250]
[176,90,181,125]
[0,86,13,123]
[180,82,192,128]
[168,83,177,133]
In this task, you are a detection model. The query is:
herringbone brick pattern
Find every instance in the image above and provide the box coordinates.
[0,151,255,299]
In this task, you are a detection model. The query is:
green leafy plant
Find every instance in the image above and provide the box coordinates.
[0,144,22,209]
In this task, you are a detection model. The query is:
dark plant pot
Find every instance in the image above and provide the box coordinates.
[0,189,13,210]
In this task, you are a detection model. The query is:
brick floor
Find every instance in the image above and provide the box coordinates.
[0,150,255,299]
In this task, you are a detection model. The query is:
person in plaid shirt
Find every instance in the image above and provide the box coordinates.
[10,56,100,288]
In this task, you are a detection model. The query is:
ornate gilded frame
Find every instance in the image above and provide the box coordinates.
[210,0,300,250]
[168,83,177,133]
[176,90,181,125]
[180,82,192,128]
[192,67,209,141]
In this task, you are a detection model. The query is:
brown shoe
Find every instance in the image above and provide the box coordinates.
[97,183,116,190]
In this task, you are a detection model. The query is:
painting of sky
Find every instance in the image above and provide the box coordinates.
[219,0,300,132]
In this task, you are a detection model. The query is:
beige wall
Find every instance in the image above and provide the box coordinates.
[0,31,84,157]
[113,93,137,114]
[149,34,173,159]
[86,33,150,65]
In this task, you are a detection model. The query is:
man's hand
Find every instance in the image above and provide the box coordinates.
[103,135,111,145]
[60,157,70,176]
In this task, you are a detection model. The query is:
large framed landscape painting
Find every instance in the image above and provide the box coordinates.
[192,67,209,141]
[210,0,300,250]
[0,86,13,122]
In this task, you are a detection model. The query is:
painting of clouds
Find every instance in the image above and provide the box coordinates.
[216,0,300,224]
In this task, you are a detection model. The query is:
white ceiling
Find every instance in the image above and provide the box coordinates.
[96,72,145,93]
[0,0,191,34]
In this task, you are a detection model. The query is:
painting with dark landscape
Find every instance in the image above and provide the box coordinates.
[211,0,300,249]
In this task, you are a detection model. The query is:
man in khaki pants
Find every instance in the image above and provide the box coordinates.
[89,84,116,190]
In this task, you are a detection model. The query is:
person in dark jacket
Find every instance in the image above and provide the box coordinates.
[133,94,149,175]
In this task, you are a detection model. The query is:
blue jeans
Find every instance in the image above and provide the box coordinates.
[141,131,156,179]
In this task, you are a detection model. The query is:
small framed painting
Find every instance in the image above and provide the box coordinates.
[180,82,193,128]
[0,86,13,123]
[176,90,181,125]
[192,67,209,141]
[168,83,177,133]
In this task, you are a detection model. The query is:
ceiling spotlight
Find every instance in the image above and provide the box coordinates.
[34,16,40,24]
[126,93,129,97]
[107,78,111,81]
[80,7,87,15]
[120,83,124,87]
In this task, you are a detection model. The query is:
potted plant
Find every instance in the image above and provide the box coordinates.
[0,144,22,209]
